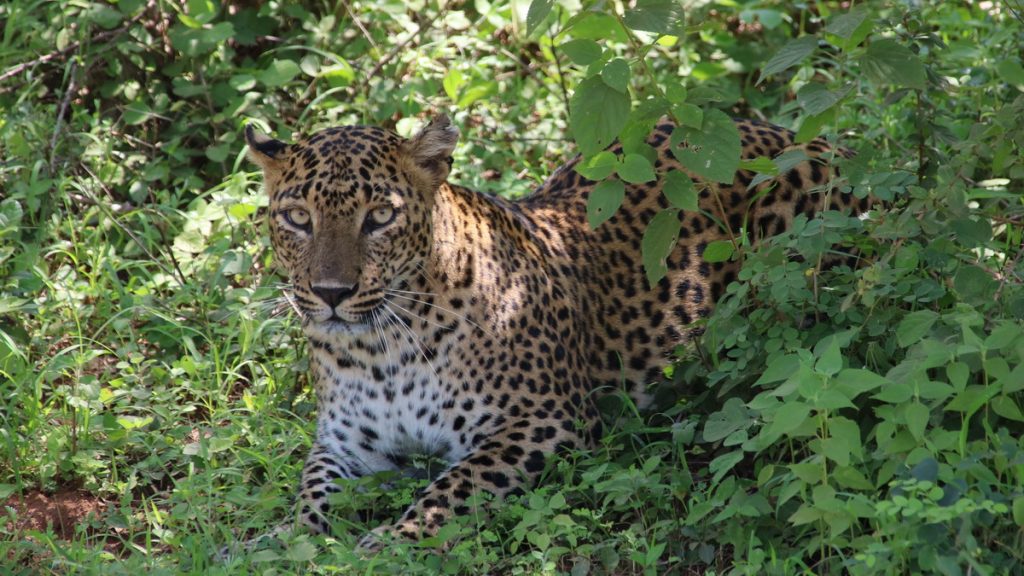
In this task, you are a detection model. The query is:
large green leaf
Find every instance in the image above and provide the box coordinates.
[526,0,553,36]
[896,310,939,347]
[601,58,631,93]
[662,170,697,211]
[859,39,927,90]
[560,39,603,66]
[758,36,818,84]
[570,76,631,158]
[623,0,685,35]
[670,108,741,184]
[642,208,681,286]
[259,59,302,88]
[618,154,655,184]
[797,82,853,116]
[586,179,626,229]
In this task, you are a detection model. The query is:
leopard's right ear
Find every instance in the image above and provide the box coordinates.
[245,124,288,169]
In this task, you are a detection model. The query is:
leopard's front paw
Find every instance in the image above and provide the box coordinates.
[355,525,387,552]
[356,520,428,552]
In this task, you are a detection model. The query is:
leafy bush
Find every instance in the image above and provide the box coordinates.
[0,0,1022,573]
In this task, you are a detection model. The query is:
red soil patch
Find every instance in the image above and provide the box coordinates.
[3,488,107,539]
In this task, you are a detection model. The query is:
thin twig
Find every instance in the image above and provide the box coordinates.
[0,0,154,84]
[77,164,188,288]
[364,1,452,83]
[993,241,1024,303]
[338,0,379,51]
[50,60,78,172]
[550,8,571,123]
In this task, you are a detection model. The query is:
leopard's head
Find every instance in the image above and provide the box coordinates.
[246,115,459,337]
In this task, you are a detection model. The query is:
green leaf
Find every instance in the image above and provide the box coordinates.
[833,466,872,490]
[89,4,124,29]
[788,504,821,526]
[570,76,631,158]
[910,457,939,482]
[825,8,869,39]
[526,0,554,36]
[768,401,810,437]
[662,170,698,211]
[756,354,801,386]
[619,154,655,184]
[758,36,818,84]
[833,369,890,397]
[896,310,939,347]
[665,83,687,104]
[642,208,681,286]
[945,385,998,413]
[116,415,153,430]
[168,22,235,56]
[873,381,914,404]
[560,39,603,66]
[622,0,685,35]
[739,156,776,175]
[992,396,1024,422]
[443,69,465,100]
[670,109,741,184]
[285,540,317,562]
[954,265,997,302]
[795,109,834,143]
[951,217,993,247]
[124,101,154,126]
[229,74,256,91]
[997,60,1024,88]
[859,39,927,90]
[250,550,281,562]
[601,58,631,93]
[1013,498,1024,527]
[186,0,218,25]
[709,451,744,484]
[457,80,497,107]
[671,103,703,128]
[576,151,618,180]
[206,144,230,163]
[259,59,302,88]
[815,339,842,377]
[702,240,734,263]
[797,83,852,116]
[587,179,626,229]
[704,398,752,443]
[904,401,929,440]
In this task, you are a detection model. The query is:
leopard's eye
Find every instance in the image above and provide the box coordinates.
[364,206,396,231]
[283,207,311,230]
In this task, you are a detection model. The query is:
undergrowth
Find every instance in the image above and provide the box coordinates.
[1,0,1022,574]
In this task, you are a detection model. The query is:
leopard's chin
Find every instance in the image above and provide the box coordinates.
[303,315,374,337]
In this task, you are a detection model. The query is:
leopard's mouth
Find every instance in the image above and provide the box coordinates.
[304,311,376,336]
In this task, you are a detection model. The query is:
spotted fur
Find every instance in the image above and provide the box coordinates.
[245,115,867,545]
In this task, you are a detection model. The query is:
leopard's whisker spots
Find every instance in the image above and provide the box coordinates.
[381,302,440,382]
[371,308,394,361]
[381,297,453,332]
[280,289,304,319]
[384,289,493,338]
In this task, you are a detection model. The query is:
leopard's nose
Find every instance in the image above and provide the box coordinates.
[311,283,358,309]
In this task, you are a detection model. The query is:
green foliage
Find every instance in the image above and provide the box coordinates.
[1,0,1023,574]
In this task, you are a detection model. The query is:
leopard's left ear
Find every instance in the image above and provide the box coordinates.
[404,114,459,184]
[245,124,288,169]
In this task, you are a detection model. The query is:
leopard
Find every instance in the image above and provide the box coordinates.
[244,113,868,547]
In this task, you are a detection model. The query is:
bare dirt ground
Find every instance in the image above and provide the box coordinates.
[4,488,107,539]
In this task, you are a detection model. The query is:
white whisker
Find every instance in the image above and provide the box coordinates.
[381,302,440,382]
[383,297,453,331]
[384,290,493,338]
